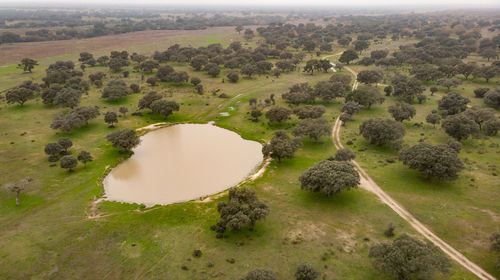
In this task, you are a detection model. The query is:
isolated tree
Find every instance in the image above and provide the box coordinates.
[5,87,34,106]
[369,234,451,280]
[353,40,370,54]
[399,143,464,180]
[339,49,358,64]
[150,99,180,119]
[262,130,302,162]
[138,60,159,73]
[391,74,424,103]
[347,86,384,109]
[17,58,38,73]
[195,84,204,94]
[190,55,208,70]
[265,107,292,124]
[438,78,462,92]
[359,118,405,146]
[384,86,393,96]
[53,88,82,108]
[483,119,500,136]
[438,92,470,115]
[60,155,78,172]
[73,106,100,126]
[146,77,158,86]
[314,81,346,102]
[102,80,129,101]
[211,187,269,238]
[388,102,416,122]
[106,129,140,152]
[473,88,489,98]
[456,62,477,80]
[491,233,500,253]
[357,70,383,84]
[484,90,500,108]
[235,25,244,34]
[341,101,363,115]
[77,150,93,167]
[464,107,496,130]
[371,50,389,60]
[335,147,356,161]
[229,41,242,52]
[3,178,31,206]
[293,105,326,119]
[293,118,331,142]
[78,52,95,66]
[472,65,497,83]
[44,142,63,162]
[58,137,73,153]
[119,106,128,117]
[250,109,263,122]
[299,160,360,196]
[295,264,319,280]
[156,65,175,81]
[244,28,254,40]
[104,111,118,127]
[480,48,498,61]
[429,86,438,96]
[190,77,201,86]
[138,91,163,110]
[426,113,442,127]
[240,269,278,280]
[227,71,239,83]
[241,64,258,77]
[282,83,315,105]
[205,63,221,77]
[339,112,352,123]
[441,114,480,141]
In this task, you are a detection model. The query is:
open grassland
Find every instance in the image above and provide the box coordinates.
[0,29,497,279]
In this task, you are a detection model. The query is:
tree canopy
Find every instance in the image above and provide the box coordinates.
[299,160,360,196]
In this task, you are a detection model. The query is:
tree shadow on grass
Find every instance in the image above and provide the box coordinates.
[298,188,362,211]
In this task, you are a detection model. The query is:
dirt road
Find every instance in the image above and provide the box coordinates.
[329,59,496,280]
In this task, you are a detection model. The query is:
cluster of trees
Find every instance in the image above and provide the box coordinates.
[211,187,269,238]
[138,91,180,119]
[151,42,307,81]
[282,75,351,105]
[51,106,100,133]
[44,138,93,172]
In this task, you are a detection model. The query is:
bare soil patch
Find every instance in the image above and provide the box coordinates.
[0,26,234,65]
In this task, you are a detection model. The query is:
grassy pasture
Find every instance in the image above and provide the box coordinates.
[0,28,497,279]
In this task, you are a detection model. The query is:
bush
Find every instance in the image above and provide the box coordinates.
[335,148,356,161]
[240,269,278,280]
[295,264,319,280]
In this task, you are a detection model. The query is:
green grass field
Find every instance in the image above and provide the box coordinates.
[0,29,497,279]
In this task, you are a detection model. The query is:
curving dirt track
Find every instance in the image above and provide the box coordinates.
[330,62,496,280]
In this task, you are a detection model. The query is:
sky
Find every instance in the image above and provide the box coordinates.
[1,0,499,7]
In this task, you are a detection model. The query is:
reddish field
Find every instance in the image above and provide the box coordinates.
[0,26,235,65]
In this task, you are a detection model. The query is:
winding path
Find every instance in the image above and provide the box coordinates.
[330,58,496,280]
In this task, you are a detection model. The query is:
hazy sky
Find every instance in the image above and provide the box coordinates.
[2,0,500,7]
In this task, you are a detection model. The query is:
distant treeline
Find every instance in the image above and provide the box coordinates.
[0,10,284,44]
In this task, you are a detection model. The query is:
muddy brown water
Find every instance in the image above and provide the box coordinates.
[103,124,263,206]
